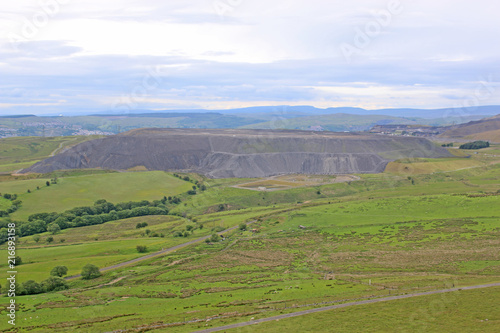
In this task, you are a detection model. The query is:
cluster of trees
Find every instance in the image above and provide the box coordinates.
[13,263,101,296]
[459,141,490,150]
[172,173,207,191]
[172,223,202,238]
[0,199,170,243]
[161,196,181,205]
[12,265,69,296]
[0,193,22,217]
[441,143,453,147]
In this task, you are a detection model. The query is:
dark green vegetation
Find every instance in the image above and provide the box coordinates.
[460,141,490,150]
[0,136,498,332]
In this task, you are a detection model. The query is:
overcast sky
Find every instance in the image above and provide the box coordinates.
[0,0,499,115]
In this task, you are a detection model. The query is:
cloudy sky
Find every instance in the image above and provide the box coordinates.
[0,0,499,115]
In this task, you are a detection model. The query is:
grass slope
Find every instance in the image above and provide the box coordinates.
[229,287,500,333]
[1,171,193,220]
[0,136,97,173]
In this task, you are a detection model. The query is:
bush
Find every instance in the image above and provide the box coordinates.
[239,223,247,231]
[14,255,22,266]
[136,245,148,253]
[50,266,68,277]
[81,264,101,280]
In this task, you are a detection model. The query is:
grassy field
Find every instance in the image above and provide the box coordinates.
[0,171,193,220]
[227,286,500,333]
[0,166,498,331]
[0,215,212,283]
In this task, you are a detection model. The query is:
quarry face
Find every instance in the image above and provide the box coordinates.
[22,129,452,178]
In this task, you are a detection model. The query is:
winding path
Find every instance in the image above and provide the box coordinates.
[192,282,500,333]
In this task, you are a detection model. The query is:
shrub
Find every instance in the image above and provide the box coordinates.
[14,255,22,266]
[136,245,148,253]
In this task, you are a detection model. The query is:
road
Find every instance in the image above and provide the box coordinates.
[65,220,255,280]
[192,282,500,333]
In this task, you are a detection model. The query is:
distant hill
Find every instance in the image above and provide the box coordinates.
[1,106,498,138]
[440,114,500,142]
[21,128,452,178]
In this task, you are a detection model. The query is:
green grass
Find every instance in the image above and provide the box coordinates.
[0,197,11,211]
[0,215,208,283]
[0,159,499,332]
[225,287,500,333]
[283,194,500,229]
[1,171,193,220]
[0,136,97,173]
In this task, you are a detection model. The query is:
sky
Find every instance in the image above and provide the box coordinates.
[0,0,499,115]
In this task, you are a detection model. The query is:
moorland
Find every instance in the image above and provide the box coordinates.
[0,128,498,332]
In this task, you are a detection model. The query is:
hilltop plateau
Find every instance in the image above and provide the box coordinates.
[22,128,452,178]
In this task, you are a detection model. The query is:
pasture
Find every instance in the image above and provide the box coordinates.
[1,171,193,220]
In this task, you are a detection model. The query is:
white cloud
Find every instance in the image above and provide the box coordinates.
[0,0,499,114]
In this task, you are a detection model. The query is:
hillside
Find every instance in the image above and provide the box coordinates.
[21,129,452,178]
[440,114,500,142]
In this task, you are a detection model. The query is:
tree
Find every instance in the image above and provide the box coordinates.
[46,236,54,243]
[47,223,61,235]
[14,255,22,266]
[81,264,101,280]
[239,223,247,231]
[46,181,50,187]
[50,265,68,277]
[41,276,68,292]
[33,234,41,243]
[22,280,42,295]
[136,245,148,253]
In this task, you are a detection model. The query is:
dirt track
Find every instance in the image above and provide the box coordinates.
[192,282,500,333]
[65,221,256,280]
